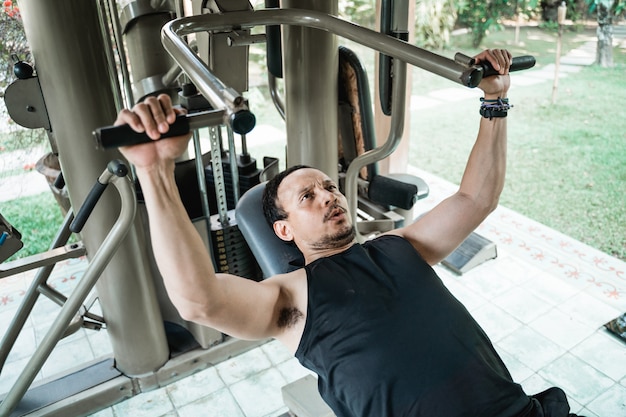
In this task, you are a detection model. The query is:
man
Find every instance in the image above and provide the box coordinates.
[116,49,578,416]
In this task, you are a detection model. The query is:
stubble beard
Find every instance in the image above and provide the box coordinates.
[310,223,356,250]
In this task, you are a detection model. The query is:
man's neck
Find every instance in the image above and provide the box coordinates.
[303,240,356,265]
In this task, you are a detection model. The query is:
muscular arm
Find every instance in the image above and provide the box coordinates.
[117,95,292,342]
[392,49,511,265]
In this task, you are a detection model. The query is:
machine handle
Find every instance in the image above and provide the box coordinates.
[94,114,190,150]
[70,160,129,233]
[456,53,536,86]
[482,55,536,77]
[93,108,255,150]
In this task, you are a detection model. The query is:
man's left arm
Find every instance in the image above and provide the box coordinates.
[391,49,512,265]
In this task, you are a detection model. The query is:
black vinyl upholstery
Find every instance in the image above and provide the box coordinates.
[235,182,304,278]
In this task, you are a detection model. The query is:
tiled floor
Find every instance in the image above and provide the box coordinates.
[1,165,625,417]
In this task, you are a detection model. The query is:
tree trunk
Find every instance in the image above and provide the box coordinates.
[596,1,614,67]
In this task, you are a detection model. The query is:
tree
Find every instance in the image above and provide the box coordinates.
[414,0,457,49]
[457,0,517,47]
[0,0,45,151]
[0,0,28,89]
[587,0,625,67]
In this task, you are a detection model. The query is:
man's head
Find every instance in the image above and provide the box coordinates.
[262,165,310,226]
[262,166,355,254]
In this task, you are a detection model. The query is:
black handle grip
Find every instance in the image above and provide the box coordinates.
[265,0,283,78]
[482,55,536,78]
[94,114,190,150]
[69,160,128,233]
[70,181,108,233]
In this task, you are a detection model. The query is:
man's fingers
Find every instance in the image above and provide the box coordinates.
[114,108,144,132]
[144,96,170,137]
[475,49,512,75]
[114,94,182,141]
[487,49,512,74]
[128,94,175,140]
[157,93,178,124]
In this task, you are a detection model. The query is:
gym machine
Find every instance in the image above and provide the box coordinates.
[0,1,535,415]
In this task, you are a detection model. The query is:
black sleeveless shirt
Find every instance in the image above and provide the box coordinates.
[295,235,531,417]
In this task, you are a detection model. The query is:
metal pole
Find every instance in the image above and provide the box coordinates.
[0,170,137,417]
[281,0,338,178]
[552,2,567,104]
[346,60,407,242]
[18,0,169,376]
[162,9,480,88]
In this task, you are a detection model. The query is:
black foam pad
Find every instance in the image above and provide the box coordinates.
[235,183,304,278]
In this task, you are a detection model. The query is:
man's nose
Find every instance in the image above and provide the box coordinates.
[321,189,336,206]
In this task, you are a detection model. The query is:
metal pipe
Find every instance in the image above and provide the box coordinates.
[192,130,211,219]
[161,20,250,128]
[0,169,137,417]
[97,0,125,112]
[161,8,480,88]
[268,73,285,120]
[107,0,135,107]
[0,211,74,372]
[18,0,169,376]
[121,0,178,102]
[227,127,240,205]
[281,0,338,176]
[345,59,407,242]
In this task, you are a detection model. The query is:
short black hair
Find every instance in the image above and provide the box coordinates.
[262,165,311,226]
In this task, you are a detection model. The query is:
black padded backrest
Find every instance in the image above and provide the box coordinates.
[235,182,304,278]
[338,45,378,181]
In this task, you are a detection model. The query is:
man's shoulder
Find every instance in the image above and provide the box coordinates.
[263,267,308,294]
[366,232,411,247]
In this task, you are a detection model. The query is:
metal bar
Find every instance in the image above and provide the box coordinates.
[209,127,229,225]
[268,73,285,120]
[227,127,240,205]
[0,170,137,417]
[0,211,76,372]
[345,59,408,242]
[191,128,216,269]
[38,284,68,307]
[192,130,211,219]
[161,8,479,88]
[107,0,134,108]
[227,31,266,47]
[0,243,86,278]
[161,22,250,129]
[97,0,125,112]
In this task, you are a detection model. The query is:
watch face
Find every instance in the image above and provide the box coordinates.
[605,313,626,344]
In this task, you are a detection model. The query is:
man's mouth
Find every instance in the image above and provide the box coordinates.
[324,205,346,222]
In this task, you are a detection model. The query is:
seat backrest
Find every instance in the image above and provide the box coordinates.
[235,182,304,278]
[338,45,378,181]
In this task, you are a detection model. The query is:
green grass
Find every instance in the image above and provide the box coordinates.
[409,26,626,260]
[1,193,67,262]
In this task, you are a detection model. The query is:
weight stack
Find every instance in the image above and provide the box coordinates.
[205,153,262,214]
[210,210,262,281]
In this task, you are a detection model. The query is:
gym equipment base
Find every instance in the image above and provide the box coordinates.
[1,338,264,417]
[282,374,335,417]
[604,313,626,345]
[442,232,497,275]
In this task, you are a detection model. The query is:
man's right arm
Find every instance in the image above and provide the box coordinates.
[117,94,293,342]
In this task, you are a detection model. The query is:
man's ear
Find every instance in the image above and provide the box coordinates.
[273,220,293,242]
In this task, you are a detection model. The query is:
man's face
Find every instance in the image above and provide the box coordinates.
[274,168,355,250]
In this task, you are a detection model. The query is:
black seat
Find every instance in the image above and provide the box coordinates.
[235,183,303,278]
